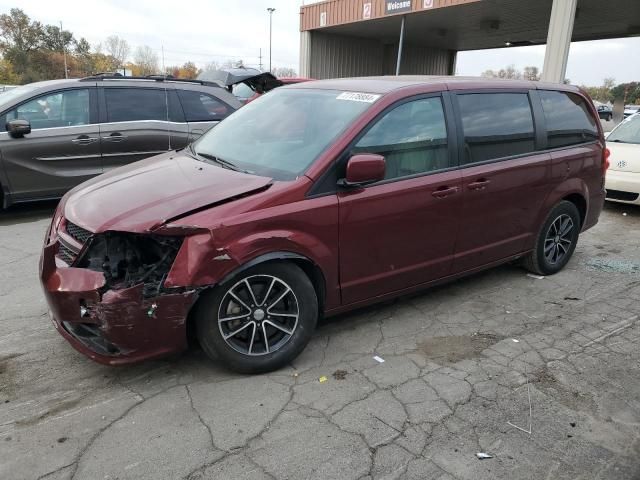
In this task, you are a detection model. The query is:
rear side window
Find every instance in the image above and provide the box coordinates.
[539,91,599,148]
[456,93,535,164]
[177,90,232,122]
[353,97,450,180]
[105,88,168,123]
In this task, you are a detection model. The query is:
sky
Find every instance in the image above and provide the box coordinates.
[2,0,639,86]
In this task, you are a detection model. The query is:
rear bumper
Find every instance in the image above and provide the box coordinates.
[40,242,197,365]
[605,170,640,205]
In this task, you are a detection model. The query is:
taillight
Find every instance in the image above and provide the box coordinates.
[603,147,610,173]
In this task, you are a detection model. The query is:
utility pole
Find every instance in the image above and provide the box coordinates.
[267,7,276,72]
[60,21,68,79]
[161,44,166,76]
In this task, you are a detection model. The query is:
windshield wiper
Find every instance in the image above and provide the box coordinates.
[193,148,245,172]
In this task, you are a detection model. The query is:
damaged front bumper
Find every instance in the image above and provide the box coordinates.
[39,218,198,365]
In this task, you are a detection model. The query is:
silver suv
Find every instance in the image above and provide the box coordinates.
[0,74,241,208]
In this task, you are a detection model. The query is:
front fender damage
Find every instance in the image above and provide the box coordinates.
[41,240,199,364]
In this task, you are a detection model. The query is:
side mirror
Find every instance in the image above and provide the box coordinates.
[6,119,31,138]
[339,154,386,188]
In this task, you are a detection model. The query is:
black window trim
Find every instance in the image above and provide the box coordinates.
[0,86,99,131]
[450,88,541,169]
[307,91,460,198]
[98,85,183,124]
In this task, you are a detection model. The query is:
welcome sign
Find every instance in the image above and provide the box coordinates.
[385,0,412,15]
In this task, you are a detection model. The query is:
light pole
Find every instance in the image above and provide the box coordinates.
[267,7,275,72]
[60,21,68,79]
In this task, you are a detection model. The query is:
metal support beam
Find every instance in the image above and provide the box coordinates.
[396,15,406,76]
[299,31,312,78]
[541,0,578,83]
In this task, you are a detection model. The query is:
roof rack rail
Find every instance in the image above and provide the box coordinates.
[79,74,220,87]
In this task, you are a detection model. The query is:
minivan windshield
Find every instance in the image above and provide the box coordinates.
[608,114,640,144]
[0,84,37,106]
[192,88,376,180]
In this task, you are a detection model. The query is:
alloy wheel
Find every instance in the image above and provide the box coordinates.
[544,214,574,265]
[217,275,299,356]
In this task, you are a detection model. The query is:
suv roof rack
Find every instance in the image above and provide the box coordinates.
[79,74,220,87]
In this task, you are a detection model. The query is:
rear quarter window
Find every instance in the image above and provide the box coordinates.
[177,90,232,122]
[539,90,599,148]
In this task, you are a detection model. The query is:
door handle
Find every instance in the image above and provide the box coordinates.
[102,133,127,142]
[468,179,491,190]
[72,135,98,145]
[432,186,459,198]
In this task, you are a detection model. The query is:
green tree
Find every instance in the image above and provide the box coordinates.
[0,58,19,84]
[0,8,45,77]
[41,25,74,51]
[610,82,640,104]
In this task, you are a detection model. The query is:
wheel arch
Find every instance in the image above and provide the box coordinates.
[562,192,587,228]
[185,251,327,346]
[536,178,589,234]
[216,251,327,312]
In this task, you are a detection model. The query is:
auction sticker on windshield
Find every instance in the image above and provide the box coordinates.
[337,92,381,103]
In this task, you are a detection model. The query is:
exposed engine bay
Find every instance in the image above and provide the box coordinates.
[77,232,183,297]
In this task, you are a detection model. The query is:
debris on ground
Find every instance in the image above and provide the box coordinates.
[476,452,493,459]
[332,369,348,380]
[527,274,545,280]
[564,296,581,301]
[318,375,328,383]
[512,339,520,343]
[373,355,385,363]
[586,258,640,274]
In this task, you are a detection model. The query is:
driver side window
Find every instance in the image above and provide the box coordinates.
[6,89,90,130]
[352,97,449,180]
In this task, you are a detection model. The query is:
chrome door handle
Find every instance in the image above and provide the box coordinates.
[432,186,459,198]
[72,136,98,145]
[102,133,127,142]
[468,179,491,191]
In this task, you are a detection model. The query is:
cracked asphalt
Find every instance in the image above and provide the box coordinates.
[1,201,639,480]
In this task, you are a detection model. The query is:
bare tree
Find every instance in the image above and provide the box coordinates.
[134,45,159,75]
[522,66,540,81]
[272,67,297,78]
[104,35,129,68]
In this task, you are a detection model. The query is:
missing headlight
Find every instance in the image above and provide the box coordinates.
[77,232,183,297]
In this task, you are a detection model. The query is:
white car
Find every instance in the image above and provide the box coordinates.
[605,113,640,205]
[624,105,640,118]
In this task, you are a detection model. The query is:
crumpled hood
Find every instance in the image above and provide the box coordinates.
[63,151,272,233]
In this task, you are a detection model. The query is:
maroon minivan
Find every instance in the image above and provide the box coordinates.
[40,77,607,373]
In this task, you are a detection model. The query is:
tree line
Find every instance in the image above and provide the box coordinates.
[0,8,298,85]
[482,64,639,104]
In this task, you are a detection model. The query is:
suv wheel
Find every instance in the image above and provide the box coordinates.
[195,262,318,373]
[523,201,581,276]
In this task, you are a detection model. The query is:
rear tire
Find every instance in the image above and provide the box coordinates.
[522,201,581,276]
[195,262,318,374]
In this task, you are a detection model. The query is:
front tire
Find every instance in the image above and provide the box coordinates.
[523,201,581,276]
[195,262,318,373]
